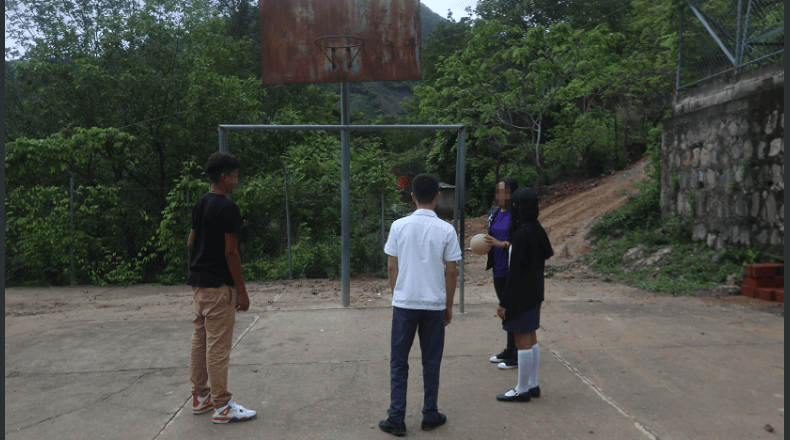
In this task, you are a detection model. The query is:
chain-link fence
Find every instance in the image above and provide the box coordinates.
[677,0,784,91]
[5,181,406,287]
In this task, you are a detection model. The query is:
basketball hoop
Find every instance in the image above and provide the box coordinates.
[315,35,365,70]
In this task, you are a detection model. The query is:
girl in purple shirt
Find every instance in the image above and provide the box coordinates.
[483,178,519,369]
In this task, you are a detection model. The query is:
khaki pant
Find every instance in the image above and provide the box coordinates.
[190,285,236,408]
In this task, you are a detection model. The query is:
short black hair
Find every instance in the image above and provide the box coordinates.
[205,152,240,183]
[412,173,439,204]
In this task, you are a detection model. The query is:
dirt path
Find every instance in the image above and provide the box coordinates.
[540,157,649,257]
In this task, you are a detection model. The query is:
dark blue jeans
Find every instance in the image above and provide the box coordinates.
[388,306,446,426]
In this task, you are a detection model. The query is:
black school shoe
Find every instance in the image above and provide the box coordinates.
[529,386,541,398]
[496,389,531,402]
[379,419,407,437]
[421,413,447,431]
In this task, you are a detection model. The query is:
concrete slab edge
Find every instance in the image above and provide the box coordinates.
[549,348,660,440]
[233,315,260,349]
[153,314,260,440]
[152,396,190,440]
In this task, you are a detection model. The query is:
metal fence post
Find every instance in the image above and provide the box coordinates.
[735,0,743,73]
[453,137,461,232]
[458,128,466,314]
[283,164,293,280]
[677,6,683,91]
[186,175,190,281]
[69,174,75,287]
[737,0,753,73]
[381,191,386,272]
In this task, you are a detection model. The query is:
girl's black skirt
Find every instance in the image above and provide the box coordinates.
[502,302,541,333]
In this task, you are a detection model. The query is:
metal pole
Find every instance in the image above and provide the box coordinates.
[735,0,743,72]
[381,191,386,272]
[219,124,465,131]
[70,175,74,287]
[219,127,228,152]
[340,82,351,307]
[738,0,753,73]
[453,136,461,232]
[218,127,232,201]
[283,164,293,280]
[458,128,466,313]
[685,0,736,64]
[186,175,190,281]
[677,6,683,91]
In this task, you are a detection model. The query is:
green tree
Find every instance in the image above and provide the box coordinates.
[415,20,620,191]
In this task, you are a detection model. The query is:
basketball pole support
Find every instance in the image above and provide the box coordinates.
[458,130,466,314]
[340,83,351,307]
[217,124,466,311]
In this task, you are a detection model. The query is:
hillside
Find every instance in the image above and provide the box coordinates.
[463,156,650,259]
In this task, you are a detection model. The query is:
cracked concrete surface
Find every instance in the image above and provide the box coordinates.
[5,273,784,439]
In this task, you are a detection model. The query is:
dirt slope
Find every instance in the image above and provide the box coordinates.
[540,157,650,256]
[463,156,650,258]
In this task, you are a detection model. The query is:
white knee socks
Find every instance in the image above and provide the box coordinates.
[514,349,533,394]
[514,344,540,394]
[528,343,539,389]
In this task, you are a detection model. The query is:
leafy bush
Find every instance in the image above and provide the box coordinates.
[589,180,662,238]
[6,185,141,286]
[587,177,762,296]
[138,161,210,284]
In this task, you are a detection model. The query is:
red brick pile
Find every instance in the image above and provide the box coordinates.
[741,264,784,303]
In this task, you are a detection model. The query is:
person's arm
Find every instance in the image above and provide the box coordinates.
[225,232,249,311]
[387,255,398,296]
[444,260,457,326]
[483,234,509,249]
[187,229,195,250]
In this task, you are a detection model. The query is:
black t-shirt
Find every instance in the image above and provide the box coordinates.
[187,192,243,288]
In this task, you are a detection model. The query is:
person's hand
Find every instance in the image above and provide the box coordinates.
[236,288,250,312]
[444,308,452,326]
[496,305,506,320]
[482,235,497,248]
[483,235,508,249]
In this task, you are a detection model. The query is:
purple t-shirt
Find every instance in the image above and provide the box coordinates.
[490,210,511,278]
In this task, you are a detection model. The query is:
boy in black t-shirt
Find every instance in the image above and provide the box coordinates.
[186,152,256,424]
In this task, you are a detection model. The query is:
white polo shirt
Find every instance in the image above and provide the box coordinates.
[384,209,463,310]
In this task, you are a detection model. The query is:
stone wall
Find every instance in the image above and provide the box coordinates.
[661,60,783,252]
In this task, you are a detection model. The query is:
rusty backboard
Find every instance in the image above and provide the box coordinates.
[259,0,422,84]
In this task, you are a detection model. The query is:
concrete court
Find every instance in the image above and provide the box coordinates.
[4,280,785,440]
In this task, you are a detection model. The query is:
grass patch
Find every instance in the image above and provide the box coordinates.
[587,181,766,296]
[588,228,762,296]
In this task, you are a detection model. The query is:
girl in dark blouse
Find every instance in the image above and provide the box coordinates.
[494,187,554,402]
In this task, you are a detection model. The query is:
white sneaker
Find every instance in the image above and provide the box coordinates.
[192,393,213,415]
[212,398,257,424]
[497,361,518,370]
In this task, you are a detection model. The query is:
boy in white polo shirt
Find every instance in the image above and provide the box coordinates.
[378,173,463,437]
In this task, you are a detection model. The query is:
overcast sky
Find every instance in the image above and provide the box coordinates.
[422,0,479,21]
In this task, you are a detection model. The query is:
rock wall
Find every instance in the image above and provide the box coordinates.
[661,60,784,252]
